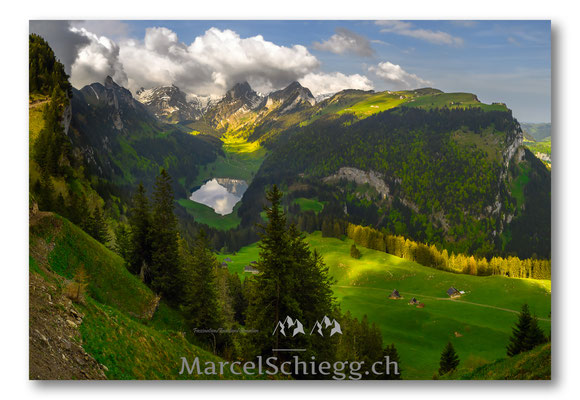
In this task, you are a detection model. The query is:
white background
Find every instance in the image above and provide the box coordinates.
[0,0,576,398]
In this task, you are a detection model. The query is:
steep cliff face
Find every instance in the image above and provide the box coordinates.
[323,167,390,199]
[61,101,72,137]
[489,123,525,224]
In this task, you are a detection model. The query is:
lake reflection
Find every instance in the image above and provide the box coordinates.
[189,178,248,215]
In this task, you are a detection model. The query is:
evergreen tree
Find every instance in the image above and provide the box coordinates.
[182,232,222,351]
[350,243,361,259]
[89,207,109,244]
[321,218,334,237]
[438,342,460,375]
[226,272,247,325]
[35,169,54,211]
[246,186,337,369]
[383,343,402,380]
[128,183,152,279]
[114,224,131,261]
[149,169,181,303]
[246,185,298,357]
[506,303,547,356]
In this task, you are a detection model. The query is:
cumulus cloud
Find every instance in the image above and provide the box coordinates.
[299,72,374,96]
[369,62,431,89]
[29,20,90,74]
[376,20,463,46]
[312,28,375,57]
[117,27,321,96]
[31,21,377,99]
[70,27,128,89]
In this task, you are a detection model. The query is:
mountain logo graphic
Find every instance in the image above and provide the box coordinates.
[310,316,342,337]
[272,316,305,337]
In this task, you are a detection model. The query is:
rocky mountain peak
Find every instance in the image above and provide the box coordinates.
[135,85,203,123]
[264,81,315,112]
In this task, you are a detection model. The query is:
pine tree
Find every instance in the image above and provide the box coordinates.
[350,243,361,259]
[321,218,333,237]
[128,183,152,279]
[246,186,337,367]
[383,343,402,380]
[246,185,297,357]
[181,232,222,352]
[438,342,460,375]
[227,272,247,325]
[506,303,547,356]
[149,169,181,303]
[90,207,110,244]
[114,224,131,261]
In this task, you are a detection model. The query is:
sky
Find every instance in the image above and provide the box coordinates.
[29,20,551,122]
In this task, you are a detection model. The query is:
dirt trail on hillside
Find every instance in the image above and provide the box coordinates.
[334,285,551,322]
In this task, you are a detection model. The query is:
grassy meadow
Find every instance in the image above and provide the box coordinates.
[178,198,242,231]
[293,197,325,214]
[219,231,551,379]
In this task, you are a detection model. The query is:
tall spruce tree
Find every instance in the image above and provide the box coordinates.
[114,224,131,261]
[246,185,298,357]
[181,232,222,351]
[506,303,547,356]
[350,243,361,259]
[246,186,337,367]
[383,343,402,380]
[128,183,152,279]
[89,207,109,244]
[149,169,181,303]
[438,342,460,375]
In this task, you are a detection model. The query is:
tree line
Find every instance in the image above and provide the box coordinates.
[341,222,550,279]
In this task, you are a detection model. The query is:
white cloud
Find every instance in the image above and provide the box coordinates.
[38,22,376,99]
[369,62,431,89]
[312,28,375,57]
[117,27,321,96]
[376,21,463,46]
[70,27,128,89]
[299,72,374,96]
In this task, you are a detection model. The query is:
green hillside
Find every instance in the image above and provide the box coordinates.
[459,343,551,380]
[219,232,551,379]
[178,198,242,230]
[403,92,508,112]
[521,122,551,141]
[29,212,255,379]
[524,136,552,169]
[525,136,551,156]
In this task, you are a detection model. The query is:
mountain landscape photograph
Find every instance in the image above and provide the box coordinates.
[27,19,551,381]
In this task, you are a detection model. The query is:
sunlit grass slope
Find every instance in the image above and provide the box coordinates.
[220,232,550,379]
